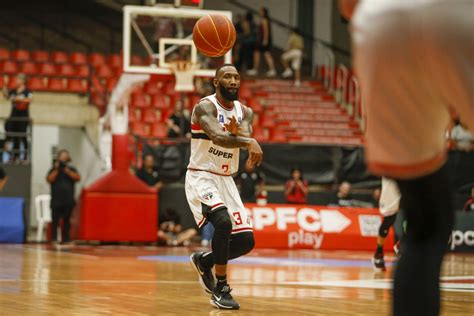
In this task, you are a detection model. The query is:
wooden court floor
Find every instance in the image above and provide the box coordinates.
[0,244,472,315]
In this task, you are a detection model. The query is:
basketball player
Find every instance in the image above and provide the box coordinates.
[187,64,262,310]
[373,177,401,272]
[340,1,473,315]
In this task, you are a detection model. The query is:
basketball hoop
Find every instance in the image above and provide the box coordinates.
[169,60,200,92]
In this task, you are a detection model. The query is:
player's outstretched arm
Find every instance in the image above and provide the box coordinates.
[194,101,262,166]
[236,106,253,138]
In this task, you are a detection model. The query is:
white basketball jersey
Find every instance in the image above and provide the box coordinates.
[188,94,245,176]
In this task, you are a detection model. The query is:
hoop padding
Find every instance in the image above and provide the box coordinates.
[170,61,200,92]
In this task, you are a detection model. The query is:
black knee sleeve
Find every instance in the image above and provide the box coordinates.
[207,208,232,265]
[229,232,255,260]
[379,214,397,237]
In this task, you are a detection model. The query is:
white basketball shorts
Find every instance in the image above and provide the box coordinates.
[185,169,253,234]
[379,177,401,217]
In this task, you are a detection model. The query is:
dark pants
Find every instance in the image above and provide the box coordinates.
[237,43,255,71]
[6,119,28,160]
[51,204,74,242]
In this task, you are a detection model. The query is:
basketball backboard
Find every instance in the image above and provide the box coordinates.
[123,5,233,77]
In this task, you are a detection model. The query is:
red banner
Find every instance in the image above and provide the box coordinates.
[245,203,394,251]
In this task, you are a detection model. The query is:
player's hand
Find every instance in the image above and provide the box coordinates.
[224,116,241,136]
[246,138,263,168]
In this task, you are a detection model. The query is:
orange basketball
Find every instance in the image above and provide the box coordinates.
[193,14,236,58]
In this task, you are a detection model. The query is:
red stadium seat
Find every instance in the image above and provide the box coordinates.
[6,76,17,89]
[130,92,148,108]
[150,94,167,109]
[51,51,69,64]
[67,79,88,93]
[20,61,38,75]
[90,92,106,107]
[75,64,91,78]
[0,76,4,88]
[131,122,151,137]
[131,55,144,66]
[270,128,287,142]
[39,63,58,76]
[106,77,119,92]
[58,64,76,77]
[89,53,106,67]
[142,108,159,123]
[70,52,88,65]
[151,123,168,138]
[1,61,18,75]
[32,50,50,63]
[27,77,46,91]
[144,81,161,95]
[108,54,122,68]
[90,76,105,94]
[95,64,113,78]
[253,127,269,142]
[112,66,122,77]
[262,116,276,128]
[0,48,10,61]
[128,108,141,123]
[12,49,30,62]
[47,78,65,91]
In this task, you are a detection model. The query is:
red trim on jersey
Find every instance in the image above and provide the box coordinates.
[231,227,253,234]
[211,203,224,209]
[188,168,231,177]
[198,217,206,227]
[191,124,202,131]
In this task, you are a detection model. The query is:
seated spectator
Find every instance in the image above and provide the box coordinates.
[0,166,7,191]
[281,28,304,86]
[200,222,214,247]
[167,99,191,138]
[334,181,353,206]
[235,161,265,203]
[450,119,473,151]
[371,187,381,208]
[463,187,474,212]
[285,167,308,204]
[158,208,197,246]
[135,154,163,191]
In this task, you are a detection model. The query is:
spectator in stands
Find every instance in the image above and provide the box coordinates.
[158,208,197,246]
[135,154,163,192]
[449,118,473,151]
[235,161,265,203]
[0,166,7,191]
[46,150,81,244]
[167,99,191,138]
[463,187,474,212]
[2,74,32,162]
[2,140,12,163]
[236,11,257,72]
[247,7,276,77]
[335,181,353,206]
[281,28,304,87]
[285,167,309,204]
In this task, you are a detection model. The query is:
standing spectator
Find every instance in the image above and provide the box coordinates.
[235,161,265,203]
[236,11,257,72]
[246,7,276,77]
[167,99,191,138]
[463,188,474,212]
[135,154,163,191]
[281,28,304,86]
[2,74,32,162]
[450,119,473,151]
[46,150,81,244]
[0,166,7,191]
[285,167,309,204]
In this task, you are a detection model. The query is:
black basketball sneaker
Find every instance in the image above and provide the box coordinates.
[210,283,240,310]
[190,252,215,294]
[372,252,386,272]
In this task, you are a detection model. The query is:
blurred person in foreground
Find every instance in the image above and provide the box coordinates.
[340,1,473,314]
[46,150,80,244]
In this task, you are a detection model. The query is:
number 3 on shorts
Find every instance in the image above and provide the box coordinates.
[232,212,243,225]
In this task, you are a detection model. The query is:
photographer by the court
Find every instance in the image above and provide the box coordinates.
[46,150,80,243]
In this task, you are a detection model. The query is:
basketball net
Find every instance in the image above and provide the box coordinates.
[169,60,200,92]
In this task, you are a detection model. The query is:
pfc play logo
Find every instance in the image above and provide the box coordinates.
[247,206,352,249]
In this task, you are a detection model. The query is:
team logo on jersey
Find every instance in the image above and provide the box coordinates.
[218,114,225,123]
[202,191,214,201]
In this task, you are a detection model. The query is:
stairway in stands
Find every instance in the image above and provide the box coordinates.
[240,79,363,146]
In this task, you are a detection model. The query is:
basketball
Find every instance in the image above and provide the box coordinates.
[192,14,236,57]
